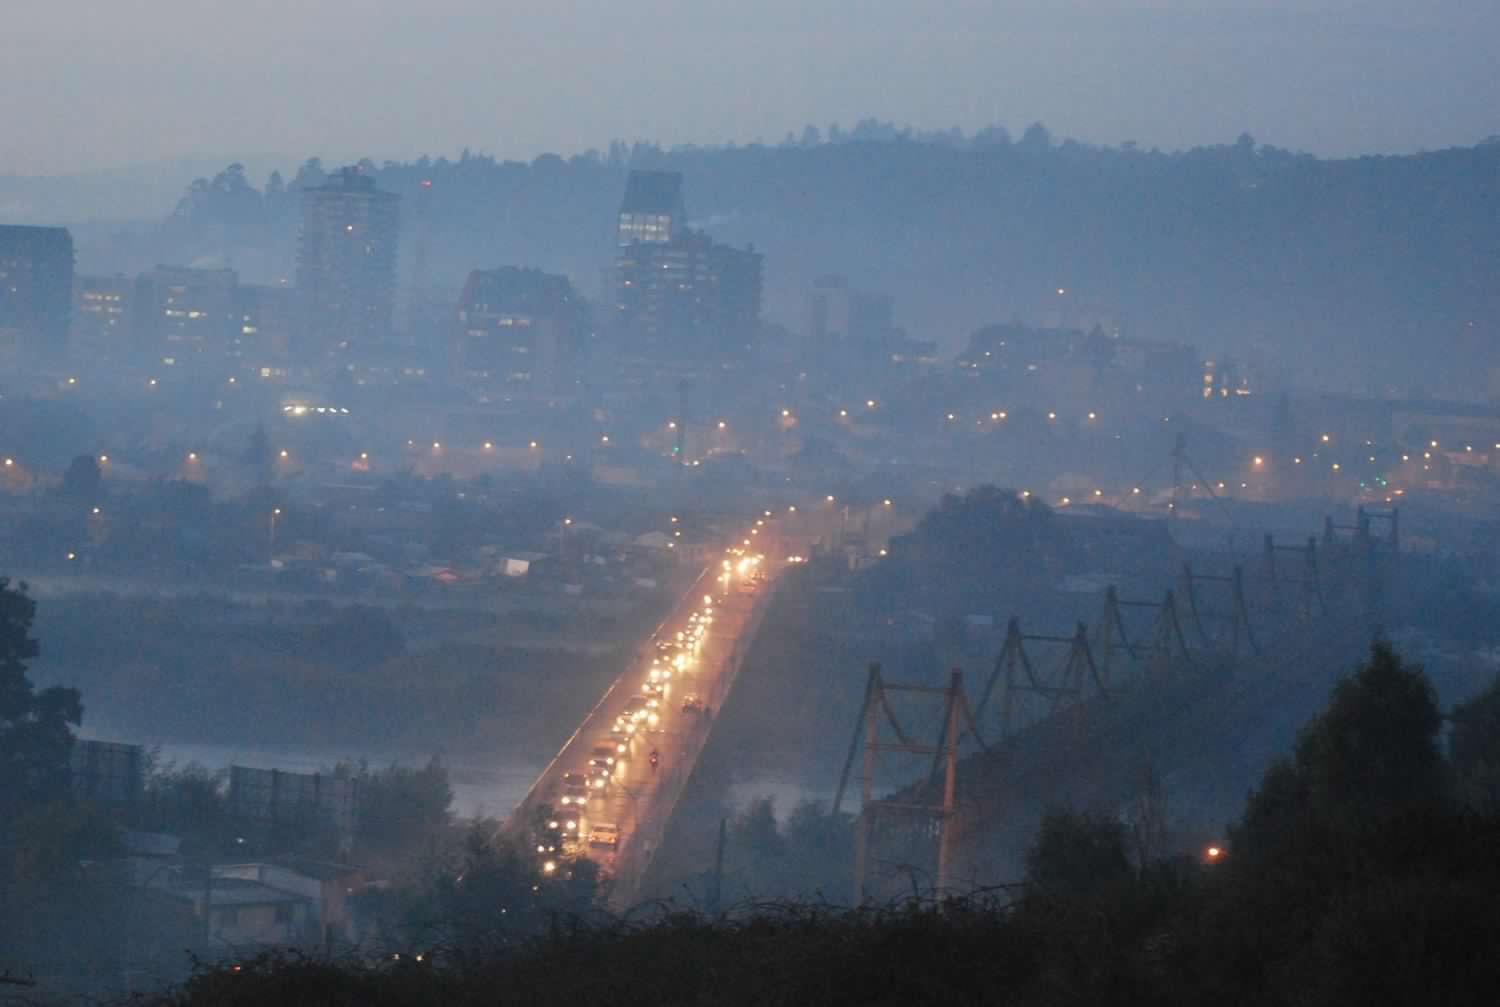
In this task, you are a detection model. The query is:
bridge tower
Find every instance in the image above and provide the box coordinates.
[971,618,1106,740]
[832,666,982,899]
[1179,562,1259,660]
[1094,585,1191,687]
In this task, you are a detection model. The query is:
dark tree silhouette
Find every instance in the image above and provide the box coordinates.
[1,578,82,849]
[245,423,272,486]
[58,454,101,503]
[1450,674,1500,812]
[1024,809,1133,898]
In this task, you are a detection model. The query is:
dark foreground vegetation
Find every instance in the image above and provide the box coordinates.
[125,641,1500,1006]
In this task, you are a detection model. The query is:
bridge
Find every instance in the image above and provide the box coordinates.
[833,508,1400,898]
[501,518,788,907]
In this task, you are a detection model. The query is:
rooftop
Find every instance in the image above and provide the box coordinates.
[620,170,684,215]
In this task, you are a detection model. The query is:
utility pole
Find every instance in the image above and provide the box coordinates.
[709,817,726,914]
[934,670,962,894]
[202,861,213,951]
[854,665,879,901]
[1170,431,1185,518]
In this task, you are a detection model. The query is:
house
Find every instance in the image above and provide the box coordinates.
[500,551,549,577]
[216,860,367,945]
[634,531,673,550]
[167,877,316,948]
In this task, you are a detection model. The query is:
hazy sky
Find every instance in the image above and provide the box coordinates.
[3,0,1496,175]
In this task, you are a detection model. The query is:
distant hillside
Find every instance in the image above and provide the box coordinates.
[78,131,1500,395]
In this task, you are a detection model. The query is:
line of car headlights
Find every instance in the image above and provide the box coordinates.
[535,598,720,875]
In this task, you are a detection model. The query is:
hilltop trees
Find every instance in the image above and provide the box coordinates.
[857,486,1067,619]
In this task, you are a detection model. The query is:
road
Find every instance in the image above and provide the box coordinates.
[506,526,785,907]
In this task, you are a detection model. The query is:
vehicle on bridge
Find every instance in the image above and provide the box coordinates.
[588,745,618,772]
[681,693,704,714]
[559,772,591,806]
[588,823,620,849]
[623,695,660,727]
[546,811,580,840]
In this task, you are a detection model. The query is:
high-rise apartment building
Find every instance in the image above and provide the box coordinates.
[72,274,135,362]
[617,170,684,246]
[454,267,584,399]
[133,265,238,366]
[613,173,761,366]
[806,275,895,347]
[296,167,400,360]
[233,282,297,373]
[0,224,74,368]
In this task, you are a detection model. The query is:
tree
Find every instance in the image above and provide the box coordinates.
[781,801,854,901]
[1449,673,1500,812]
[355,759,453,851]
[413,824,603,949]
[1293,640,1443,827]
[858,486,1067,619]
[245,424,272,486]
[726,797,787,896]
[59,454,101,503]
[0,578,81,812]
[1235,642,1443,866]
[1024,809,1132,898]
[1018,121,1053,153]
